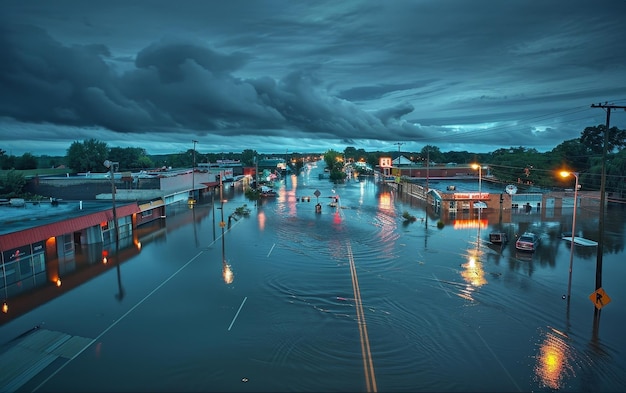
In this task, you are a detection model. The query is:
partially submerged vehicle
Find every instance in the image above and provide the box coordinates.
[489,232,508,244]
[259,186,277,197]
[515,232,540,252]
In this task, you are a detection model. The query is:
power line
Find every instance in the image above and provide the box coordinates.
[410,99,626,145]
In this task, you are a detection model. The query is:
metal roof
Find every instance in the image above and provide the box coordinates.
[0,203,140,252]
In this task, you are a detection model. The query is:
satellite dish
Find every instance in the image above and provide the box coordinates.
[505,184,518,195]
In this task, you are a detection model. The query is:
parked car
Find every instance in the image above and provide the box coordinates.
[515,232,540,252]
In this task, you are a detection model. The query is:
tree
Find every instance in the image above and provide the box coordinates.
[66,139,109,172]
[323,149,347,182]
[16,153,38,170]
[0,169,27,197]
[550,138,591,173]
[323,149,343,171]
[420,145,443,164]
[442,150,473,165]
[109,147,152,169]
[241,149,257,167]
[0,150,16,170]
[344,146,358,161]
[580,124,626,154]
[488,146,557,188]
[135,156,153,169]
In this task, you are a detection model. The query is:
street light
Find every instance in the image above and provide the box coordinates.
[560,170,579,300]
[471,163,482,199]
[472,163,483,247]
[2,256,8,313]
[104,160,125,301]
[103,160,119,247]
[190,140,198,205]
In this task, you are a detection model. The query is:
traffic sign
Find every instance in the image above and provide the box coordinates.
[314,190,321,197]
[589,287,611,309]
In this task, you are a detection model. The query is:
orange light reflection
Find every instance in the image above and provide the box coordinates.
[534,327,572,390]
[378,192,393,211]
[453,219,488,229]
[460,249,487,287]
[222,262,234,284]
[258,210,266,231]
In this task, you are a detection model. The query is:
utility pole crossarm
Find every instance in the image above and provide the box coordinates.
[590,103,626,110]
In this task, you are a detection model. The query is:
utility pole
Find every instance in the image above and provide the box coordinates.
[590,103,626,292]
[394,142,404,180]
[394,142,404,160]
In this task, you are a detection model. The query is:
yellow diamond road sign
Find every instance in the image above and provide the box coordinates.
[589,287,611,310]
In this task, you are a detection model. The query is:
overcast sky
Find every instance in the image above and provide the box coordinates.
[1,1,625,157]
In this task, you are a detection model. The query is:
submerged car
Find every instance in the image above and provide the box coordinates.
[489,232,508,244]
[515,232,540,252]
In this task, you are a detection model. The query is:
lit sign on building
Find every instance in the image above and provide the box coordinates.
[379,157,392,168]
[452,193,490,200]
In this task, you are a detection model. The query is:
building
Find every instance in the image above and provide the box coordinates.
[1,168,224,311]
[393,179,603,226]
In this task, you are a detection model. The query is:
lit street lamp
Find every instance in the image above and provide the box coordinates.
[2,259,8,313]
[104,160,124,301]
[471,163,482,199]
[472,163,483,247]
[190,140,198,204]
[103,160,119,247]
[560,171,579,300]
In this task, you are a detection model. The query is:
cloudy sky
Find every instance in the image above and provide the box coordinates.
[1,1,625,157]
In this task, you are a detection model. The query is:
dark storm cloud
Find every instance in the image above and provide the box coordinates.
[1,0,625,155]
[0,21,419,142]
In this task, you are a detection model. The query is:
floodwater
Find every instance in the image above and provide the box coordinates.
[2,162,626,392]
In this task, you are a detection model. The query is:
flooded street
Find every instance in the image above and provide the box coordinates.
[2,162,626,392]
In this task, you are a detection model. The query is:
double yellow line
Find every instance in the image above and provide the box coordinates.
[346,241,377,392]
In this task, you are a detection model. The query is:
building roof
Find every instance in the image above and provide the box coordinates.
[392,156,413,165]
[0,202,140,251]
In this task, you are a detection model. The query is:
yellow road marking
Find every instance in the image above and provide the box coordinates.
[347,241,377,392]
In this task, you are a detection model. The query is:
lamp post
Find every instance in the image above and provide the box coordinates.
[190,140,198,204]
[104,160,123,300]
[472,163,483,247]
[2,253,8,313]
[471,163,482,199]
[221,197,225,263]
[103,160,119,249]
[560,171,579,300]
[219,174,226,263]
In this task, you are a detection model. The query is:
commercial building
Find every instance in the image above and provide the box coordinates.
[1,168,221,313]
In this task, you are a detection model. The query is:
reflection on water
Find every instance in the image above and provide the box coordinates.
[461,246,487,289]
[533,326,574,390]
[378,191,393,211]
[222,260,234,284]
[3,165,626,392]
[453,218,488,229]
[257,210,266,231]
